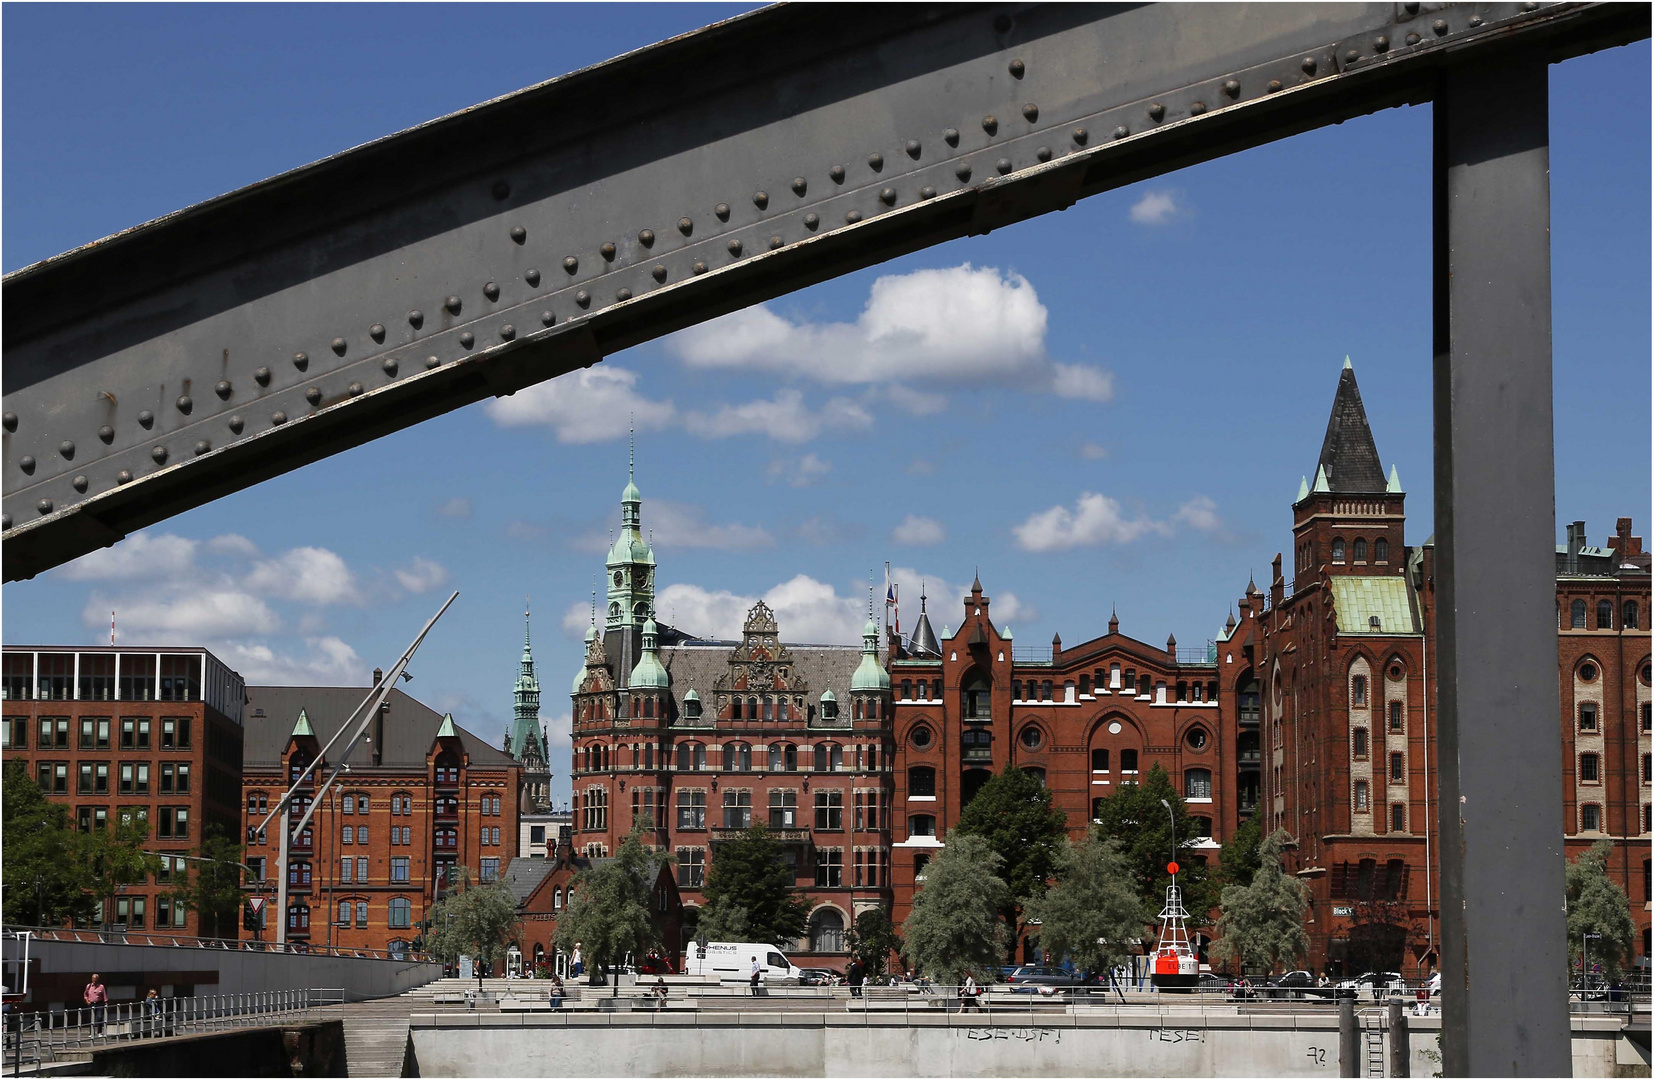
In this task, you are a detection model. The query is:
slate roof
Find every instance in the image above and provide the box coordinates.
[1316,364,1388,493]
[501,857,558,906]
[242,685,517,769]
[1329,577,1421,636]
[655,641,865,714]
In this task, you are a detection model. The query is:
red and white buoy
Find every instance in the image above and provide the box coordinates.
[1151,860,1199,990]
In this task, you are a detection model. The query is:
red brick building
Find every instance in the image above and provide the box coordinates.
[1,645,246,936]
[240,678,520,954]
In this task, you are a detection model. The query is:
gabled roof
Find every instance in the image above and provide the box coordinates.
[242,685,516,768]
[501,857,559,906]
[1316,362,1387,493]
[1329,577,1421,635]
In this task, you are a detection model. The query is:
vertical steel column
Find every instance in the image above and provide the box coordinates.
[1432,49,1570,1077]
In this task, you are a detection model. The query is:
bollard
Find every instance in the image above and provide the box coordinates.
[1388,998,1410,1077]
[1339,998,1359,1078]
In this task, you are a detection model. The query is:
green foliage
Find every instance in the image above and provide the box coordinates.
[1,760,98,925]
[1024,834,1143,975]
[697,824,809,945]
[85,811,163,910]
[428,865,522,985]
[899,834,1009,985]
[952,764,1067,951]
[1564,839,1635,978]
[167,829,245,940]
[554,828,660,990]
[1219,816,1263,888]
[846,908,902,978]
[1212,828,1309,973]
[1089,763,1219,926]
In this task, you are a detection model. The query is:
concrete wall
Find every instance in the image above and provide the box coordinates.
[409,1011,1626,1078]
[18,937,439,1007]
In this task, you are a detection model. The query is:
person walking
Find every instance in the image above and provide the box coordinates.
[960,972,982,1013]
[142,990,163,1038]
[749,956,762,997]
[846,959,864,999]
[571,943,583,978]
[83,974,108,1036]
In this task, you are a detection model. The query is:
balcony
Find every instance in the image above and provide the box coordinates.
[1238,751,1262,765]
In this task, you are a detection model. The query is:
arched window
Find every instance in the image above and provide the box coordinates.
[1090,748,1109,772]
[1120,748,1139,773]
[1597,601,1614,630]
[1571,600,1587,628]
[723,742,750,771]
[552,887,563,911]
[809,908,846,954]
[1374,538,1389,563]
[746,697,758,719]
[434,752,460,785]
[961,673,991,719]
[1353,538,1368,563]
[287,903,310,931]
[908,814,936,837]
[1351,675,1367,706]
[1184,768,1212,800]
[1332,538,1346,563]
[1625,601,1640,630]
[814,743,842,772]
[908,766,936,797]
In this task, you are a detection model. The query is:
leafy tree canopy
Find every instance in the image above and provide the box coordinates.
[2,761,99,925]
[167,829,246,940]
[899,834,1009,986]
[1089,763,1219,926]
[696,824,809,946]
[1024,834,1143,976]
[429,865,522,986]
[1565,839,1636,979]
[1212,828,1309,974]
[952,764,1067,950]
[1219,815,1263,888]
[554,827,661,990]
[846,907,902,978]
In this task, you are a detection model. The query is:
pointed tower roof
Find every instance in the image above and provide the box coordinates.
[1315,360,1387,492]
[851,585,890,692]
[508,601,545,766]
[1386,464,1403,493]
[436,713,458,739]
[291,708,314,738]
[628,617,670,690]
[1312,464,1331,493]
[1296,475,1310,503]
[909,585,941,657]
[1108,606,1119,635]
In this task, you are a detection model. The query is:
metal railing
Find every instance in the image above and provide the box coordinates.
[4,924,429,963]
[4,987,343,1064]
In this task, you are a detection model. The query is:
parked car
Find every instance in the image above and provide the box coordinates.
[1005,965,1089,991]
[1335,971,1404,1000]
[1267,970,1332,1000]
[797,968,838,987]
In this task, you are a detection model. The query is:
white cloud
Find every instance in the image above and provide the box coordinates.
[1012,493,1171,552]
[58,531,199,581]
[88,588,280,640]
[658,575,869,644]
[684,390,871,444]
[394,557,449,594]
[885,566,1035,627]
[435,497,472,519]
[245,546,363,606]
[572,500,773,553]
[484,365,674,443]
[892,515,947,546]
[543,710,574,742]
[213,636,365,685]
[1050,363,1115,403]
[1129,190,1180,225]
[1080,442,1109,460]
[206,533,260,557]
[767,453,832,488]
[1173,495,1223,533]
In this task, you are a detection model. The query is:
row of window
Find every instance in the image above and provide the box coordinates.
[1,653,203,703]
[7,715,194,751]
[1352,783,1408,832]
[578,741,886,775]
[1330,537,1390,565]
[1563,599,1641,631]
[34,760,192,795]
[287,896,415,931]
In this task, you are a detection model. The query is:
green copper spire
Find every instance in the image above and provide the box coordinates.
[1386,464,1403,493]
[1296,475,1311,503]
[290,708,313,738]
[851,582,889,692]
[629,617,670,689]
[507,601,546,767]
[436,712,458,739]
[606,437,655,631]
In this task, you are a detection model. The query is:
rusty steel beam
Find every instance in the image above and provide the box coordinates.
[1,2,1645,579]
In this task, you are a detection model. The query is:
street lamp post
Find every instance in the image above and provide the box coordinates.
[1581,932,1601,995]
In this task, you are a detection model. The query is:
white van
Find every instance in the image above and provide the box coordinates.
[683,941,803,986]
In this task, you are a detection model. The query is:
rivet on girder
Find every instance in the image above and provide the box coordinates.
[678,217,694,235]
[384,358,400,374]
[1345,48,1361,63]
[792,177,808,195]
[715,203,731,221]
[117,468,134,483]
[728,239,743,256]
[956,164,972,182]
[72,475,87,493]
[769,236,783,250]
[409,310,424,329]
[98,425,114,444]
[426,355,442,368]
[1432,19,1449,34]
[868,152,884,171]
[601,243,616,261]
[996,158,1012,174]
[271,412,287,426]
[982,115,998,135]
[1071,127,1088,145]
[215,380,233,400]
[228,416,244,434]
[1404,32,1420,46]
[306,387,322,405]
[616,289,633,302]
[19,455,35,474]
[1520,1,1536,11]
[460,331,477,346]
[492,180,510,200]
[1022,103,1038,122]
[151,446,168,464]
[563,256,579,274]
[1190,102,1207,115]
[1008,58,1025,78]
[59,441,75,459]
[293,352,309,371]
[177,395,193,414]
[1404,1,1420,13]
[1148,103,1165,121]
[370,324,386,343]
[880,188,897,205]
[511,226,527,244]
[540,312,554,327]
[943,128,960,147]
[1,412,15,432]
[804,213,820,230]
[845,210,862,224]
[1468,14,1482,26]
[920,186,937,199]
[752,191,769,210]
[498,326,516,342]
[639,229,655,247]
[1223,80,1241,98]
[1374,35,1390,52]
[484,282,501,301]
[575,292,591,308]
[652,264,668,282]
[139,410,155,429]
[1113,126,1129,139]
[1,514,8,528]
[37,499,52,515]
[829,165,846,183]
[255,367,272,386]
[331,338,347,356]
[1035,147,1051,163]
[525,268,541,287]
[693,262,708,275]
[447,296,464,314]
[348,382,364,396]
[194,440,210,456]
[1268,80,1283,93]
[904,141,920,160]
[1302,56,1318,74]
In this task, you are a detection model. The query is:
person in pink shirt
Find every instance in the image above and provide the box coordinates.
[83,974,108,1035]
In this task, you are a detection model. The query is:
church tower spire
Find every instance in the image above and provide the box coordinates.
[606,435,656,631]
[508,599,551,811]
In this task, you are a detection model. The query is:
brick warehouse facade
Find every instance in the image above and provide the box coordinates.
[1,646,245,936]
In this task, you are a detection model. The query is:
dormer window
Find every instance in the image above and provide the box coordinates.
[1369,615,1382,631]
[684,696,701,720]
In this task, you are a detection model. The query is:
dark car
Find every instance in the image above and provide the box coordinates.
[1005,965,1088,991]
[1335,971,1404,1000]
[797,968,838,987]
[1268,970,1332,1000]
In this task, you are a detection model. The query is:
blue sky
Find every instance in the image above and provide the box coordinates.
[5,6,1648,808]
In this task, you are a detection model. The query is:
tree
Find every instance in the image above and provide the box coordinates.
[1089,764,1219,928]
[1219,816,1263,888]
[1565,839,1635,980]
[696,824,809,946]
[554,827,659,994]
[1024,834,1143,977]
[900,834,1009,986]
[167,829,246,941]
[1211,828,1309,974]
[84,810,163,920]
[428,865,521,989]
[1,760,99,925]
[951,764,1067,958]
[846,907,902,979]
